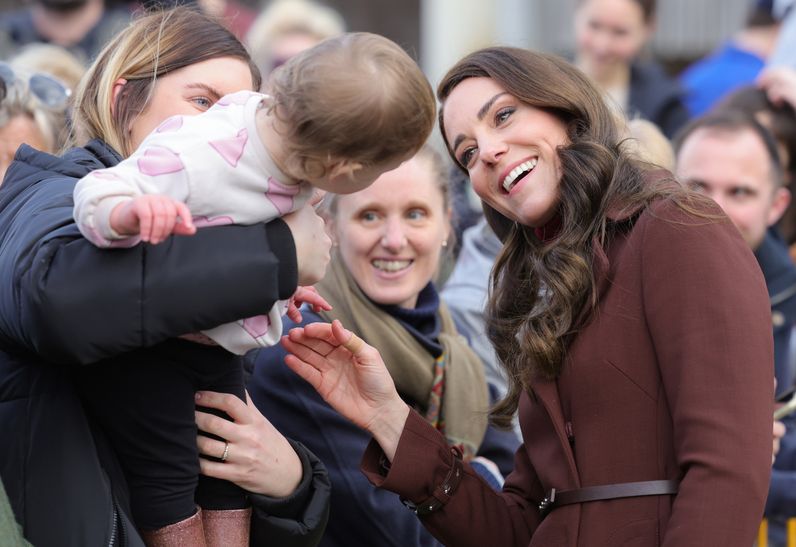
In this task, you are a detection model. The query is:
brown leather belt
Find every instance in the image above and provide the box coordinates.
[538,479,679,517]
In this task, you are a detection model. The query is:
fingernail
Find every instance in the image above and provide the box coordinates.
[195,392,202,401]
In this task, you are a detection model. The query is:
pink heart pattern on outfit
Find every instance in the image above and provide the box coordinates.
[209,128,248,168]
[242,315,272,339]
[155,116,183,133]
[266,177,302,215]
[192,215,234,228]
[91,170,121,180]
[137,146,185,177]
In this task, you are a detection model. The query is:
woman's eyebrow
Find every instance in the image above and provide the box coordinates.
[183,82,223,99]
[478,92,508,121]
[452,92,509,152]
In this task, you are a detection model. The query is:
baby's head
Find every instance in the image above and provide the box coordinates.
[265,32,436,194]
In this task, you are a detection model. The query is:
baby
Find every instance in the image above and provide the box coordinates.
[72,31,435,540]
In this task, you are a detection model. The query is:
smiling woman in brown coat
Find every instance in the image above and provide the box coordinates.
[280,47,774,547]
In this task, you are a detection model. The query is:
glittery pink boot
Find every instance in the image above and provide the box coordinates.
[139,508,207,546]
[202,507,251,547]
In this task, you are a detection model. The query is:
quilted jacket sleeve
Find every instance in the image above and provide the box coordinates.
[0,154,298,364]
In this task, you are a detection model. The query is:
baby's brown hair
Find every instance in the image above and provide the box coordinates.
[267,32,436,178]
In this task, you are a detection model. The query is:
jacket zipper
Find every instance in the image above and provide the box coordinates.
[107,503,118,547]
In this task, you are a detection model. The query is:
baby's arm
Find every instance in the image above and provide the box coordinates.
[110,195,196,244]
[74,123,194,247]
[286,286,332,323]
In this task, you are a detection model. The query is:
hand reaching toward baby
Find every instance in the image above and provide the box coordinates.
[110,195,197,244]
[281,319,409,460]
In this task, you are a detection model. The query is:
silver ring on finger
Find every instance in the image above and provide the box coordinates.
[221,441,230,462]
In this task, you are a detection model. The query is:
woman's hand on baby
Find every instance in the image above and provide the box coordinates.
[195,390,303,498]
[110,194,196,244]
[281,319,409,461]
[286,286,332,323]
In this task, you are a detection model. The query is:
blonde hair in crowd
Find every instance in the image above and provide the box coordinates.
[621,118,675,171]
[69,7,260,156]
[246,0,345,73]
[267,32,436,179]
[11,43,86,92]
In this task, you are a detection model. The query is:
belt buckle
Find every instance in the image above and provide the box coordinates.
[538,488,556,517]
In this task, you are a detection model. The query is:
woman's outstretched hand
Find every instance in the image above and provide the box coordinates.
[281,319,410,461]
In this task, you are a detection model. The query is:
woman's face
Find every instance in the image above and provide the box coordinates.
[0,114,47,183]
[443,77,569,228]
[574,0,651,76]
[329,155,451,309]
[128,56,254,150]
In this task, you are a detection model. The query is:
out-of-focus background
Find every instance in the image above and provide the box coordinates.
[0,0,751,84]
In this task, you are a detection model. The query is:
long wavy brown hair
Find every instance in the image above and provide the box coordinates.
[438,47,692,428]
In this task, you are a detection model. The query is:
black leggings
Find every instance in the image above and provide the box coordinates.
[77,339,248,530]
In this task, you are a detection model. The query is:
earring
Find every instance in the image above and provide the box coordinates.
[442,240,448,248]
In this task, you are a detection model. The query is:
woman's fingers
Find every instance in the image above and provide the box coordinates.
[199,457,235,483]
[196,432,228,460]
[195,391,252,424]
[283,352,324,389]
[286,327,337,356]
[332,319,365,353]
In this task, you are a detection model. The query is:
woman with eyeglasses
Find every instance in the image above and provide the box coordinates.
[0,6,331,547]
[0,58,72,183]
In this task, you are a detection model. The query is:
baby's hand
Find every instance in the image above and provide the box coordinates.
[286,286,332,323]
[110,195,196,244]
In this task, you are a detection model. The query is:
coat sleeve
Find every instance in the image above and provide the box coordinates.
[248,329,447,547]
[248,440,331,547]
[639,200,773,546]
[0,174,298,365]
[360,410,541,547]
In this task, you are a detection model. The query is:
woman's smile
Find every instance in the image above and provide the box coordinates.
[443,77,569,227]
[501,157,538,193]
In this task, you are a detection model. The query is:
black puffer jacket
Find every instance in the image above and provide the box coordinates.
[0,140,330,546]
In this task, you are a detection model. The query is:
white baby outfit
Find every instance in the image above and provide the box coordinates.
[74,90,313,354]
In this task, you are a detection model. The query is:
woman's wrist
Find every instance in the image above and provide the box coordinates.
[369,398,411,462]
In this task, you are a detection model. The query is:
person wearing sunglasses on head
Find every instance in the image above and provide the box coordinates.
[0,60,72,184]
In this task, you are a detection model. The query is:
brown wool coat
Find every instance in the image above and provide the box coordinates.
[362,198,774,547]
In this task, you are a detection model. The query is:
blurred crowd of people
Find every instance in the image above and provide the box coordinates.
[2,0,796,546]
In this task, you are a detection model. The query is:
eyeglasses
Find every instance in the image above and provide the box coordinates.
[0,62,71,110]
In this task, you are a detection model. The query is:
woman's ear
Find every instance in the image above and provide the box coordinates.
[110,78,127,117]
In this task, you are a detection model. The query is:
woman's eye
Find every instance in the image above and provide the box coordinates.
[192,96,213,110]
[407,208,427,220]
[459,147,476,168]
[361,211,378,222]
[495,107,514,124]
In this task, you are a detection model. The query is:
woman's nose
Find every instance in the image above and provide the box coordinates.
[479,137,507,166]
[380,218,407,250]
